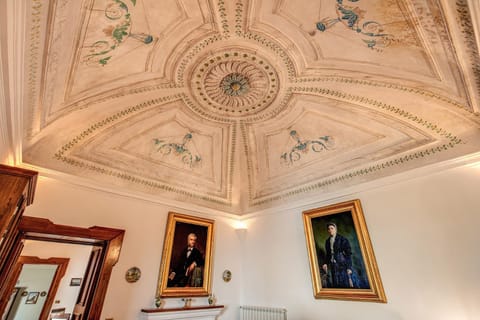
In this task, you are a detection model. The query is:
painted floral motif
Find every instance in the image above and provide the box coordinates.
[313,0,392,50]
[83,0,153,66]
[153,133,202,168]
[281,130,334,166]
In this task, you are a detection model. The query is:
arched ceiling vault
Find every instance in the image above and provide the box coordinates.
[18,0,480,214]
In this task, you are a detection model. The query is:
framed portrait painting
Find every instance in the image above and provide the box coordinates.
[303,199,386,302]
[157,212,214,297]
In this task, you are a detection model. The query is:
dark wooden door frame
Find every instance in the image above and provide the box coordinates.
[0,216,125,320]
[6,256,70,320]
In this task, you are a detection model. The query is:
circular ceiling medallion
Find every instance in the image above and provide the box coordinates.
[190,50,279,118]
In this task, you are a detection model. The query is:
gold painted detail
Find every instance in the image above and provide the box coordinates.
[192,51,279,117]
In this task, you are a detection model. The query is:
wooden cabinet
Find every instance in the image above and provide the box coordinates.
[0,164,37,299]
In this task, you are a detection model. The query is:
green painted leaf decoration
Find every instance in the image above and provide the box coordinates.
[130,0,136,6]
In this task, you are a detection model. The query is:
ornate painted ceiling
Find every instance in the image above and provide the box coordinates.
[17,0,480,214]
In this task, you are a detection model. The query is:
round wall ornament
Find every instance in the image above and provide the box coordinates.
[125,266,141,283]
[222,269,232,282]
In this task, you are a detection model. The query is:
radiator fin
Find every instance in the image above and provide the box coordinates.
[240,305,287,320]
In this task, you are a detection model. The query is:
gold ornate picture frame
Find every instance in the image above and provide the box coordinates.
[157,212,214,297]
[303,199,386,302]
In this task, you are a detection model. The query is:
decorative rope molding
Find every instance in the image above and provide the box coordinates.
[235,0,243,36]
[218,0,229,38]
[292,76,478,117]
[290,86,463,142]
[56,156,230,206]
[252,140,462,206]
[176,34,225,86]
[54,94,184,160]
[249,87,464,206]
[456,0,480,99]
[54,93,234,206]
[26,0,43,139]
[242,32,296,79]
[239,121,254,201]
[64,82,183,110]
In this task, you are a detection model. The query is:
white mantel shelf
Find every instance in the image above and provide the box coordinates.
[140,305,224,320]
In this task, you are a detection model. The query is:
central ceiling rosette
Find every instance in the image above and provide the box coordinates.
[189,49,281,119]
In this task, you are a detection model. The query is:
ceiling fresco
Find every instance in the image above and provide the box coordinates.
[20,0,480,214]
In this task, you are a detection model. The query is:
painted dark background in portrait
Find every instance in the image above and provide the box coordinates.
[312,210,370,289]
[168,221,208,287]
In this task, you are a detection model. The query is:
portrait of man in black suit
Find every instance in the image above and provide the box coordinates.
[167,223,207,287]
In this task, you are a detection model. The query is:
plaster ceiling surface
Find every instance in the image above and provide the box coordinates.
[18,0,480,214]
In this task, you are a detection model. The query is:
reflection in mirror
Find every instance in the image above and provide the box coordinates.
[1,240,92,320]
[0,217,125,320]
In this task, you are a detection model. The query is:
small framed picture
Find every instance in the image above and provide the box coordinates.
[70,278,82,286]
[25,292,39,304]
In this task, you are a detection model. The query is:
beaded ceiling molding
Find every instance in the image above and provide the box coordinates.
[21,0,480,214]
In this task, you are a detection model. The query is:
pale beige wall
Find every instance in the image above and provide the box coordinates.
[25,178,243,320]
[23,163,480,320]
[241,164,480,320]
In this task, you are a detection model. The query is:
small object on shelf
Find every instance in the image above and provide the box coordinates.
[181,298,192,308]
[208,293,215,305]
[154,296,162,308]
[125,266,141,283]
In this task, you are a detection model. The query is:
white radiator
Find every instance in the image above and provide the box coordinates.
[240,305,287,320]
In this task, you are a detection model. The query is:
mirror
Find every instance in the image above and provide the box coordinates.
[0,216,124,320]
[2,239,94,320]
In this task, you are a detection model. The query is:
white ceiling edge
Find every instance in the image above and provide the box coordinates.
[240,151,480,221]
[19,151,480,222]
[2,0,27,165]
[19,162,242,221]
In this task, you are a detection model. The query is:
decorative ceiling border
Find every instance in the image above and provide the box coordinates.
[291,87,463,142]
[456,0,480,102]
[26,0,44,140]
[249,87,463,206]
[218,0,230,38]
[235,0,244,36]
[292,76,479,118]
[53,93,233,207]
[252,138,463,207]
[176,33,225,86]
[63,81,183,110]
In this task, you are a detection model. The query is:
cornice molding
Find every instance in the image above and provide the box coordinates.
[6,0,28,164]
[0,24,11,164]
[241,151,480,219]
[18,162,242,220]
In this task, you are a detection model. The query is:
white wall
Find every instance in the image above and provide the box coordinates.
[23,163,480,320]
[20,240,92,315]
[25,177,244,320]
[241,164,480,320]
